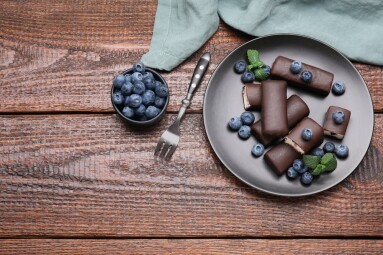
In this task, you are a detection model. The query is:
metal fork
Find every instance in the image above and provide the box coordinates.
[154,52,211,160]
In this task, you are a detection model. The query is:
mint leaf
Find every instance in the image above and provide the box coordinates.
[325,160,337,171]
[321,153,337,171]
[247,49,260,65]
[312,164,326,176]
[303,155,321,169]
[320,153,333,164]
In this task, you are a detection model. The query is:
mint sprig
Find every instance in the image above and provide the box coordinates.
[306,152,337,176]
[320,153,337,172]
[246,49,268,81]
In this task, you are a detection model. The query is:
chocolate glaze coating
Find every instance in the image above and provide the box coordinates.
[323,106,351,139]
[251,95,310,147]
[261,80,288,136]
[251,121,276,146]
[264,143,301,176]
[243,83,262,110]
[271,56,334,96]
[285,117,324,155]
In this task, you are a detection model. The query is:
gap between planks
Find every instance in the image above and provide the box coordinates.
[0,236,383,240]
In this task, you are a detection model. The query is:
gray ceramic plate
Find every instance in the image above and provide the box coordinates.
[203,34,374,196]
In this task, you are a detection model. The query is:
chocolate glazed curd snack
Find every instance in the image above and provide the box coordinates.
[264,117,324,175]
[264,143,302,176]
[251,95,310,147]
[284,117,324,155]
[323,106,351,139]
[261,80,288,136]
[271,56,334,96]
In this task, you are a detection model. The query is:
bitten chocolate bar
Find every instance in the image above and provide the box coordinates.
[284,117,324,155]
[261,80,288,136]
[271,56,334,96]
[323,106,351,139]
[251,95,310,147]
[243,83,262,110]
[264,143,301,176]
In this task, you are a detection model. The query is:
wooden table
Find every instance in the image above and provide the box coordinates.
[1,1,383,254]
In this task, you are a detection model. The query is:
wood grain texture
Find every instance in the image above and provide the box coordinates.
[1,239,383,255]
[0,0,382,113]
[1,0,383,244]
[1,114,382,237]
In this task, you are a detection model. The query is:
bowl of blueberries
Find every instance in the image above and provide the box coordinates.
[111,62,169,127]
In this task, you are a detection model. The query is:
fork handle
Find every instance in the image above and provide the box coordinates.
[176,52,211,121]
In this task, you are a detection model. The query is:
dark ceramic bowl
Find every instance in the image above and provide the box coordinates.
[111,67,169,127]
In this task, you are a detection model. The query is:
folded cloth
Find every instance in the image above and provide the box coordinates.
[142,0,383,71]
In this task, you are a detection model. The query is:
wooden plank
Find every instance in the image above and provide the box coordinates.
[0,114,382,237]
[1,239,383,255]
[0,0,382,113]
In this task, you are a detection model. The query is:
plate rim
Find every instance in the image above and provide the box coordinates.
[202,33,374,197]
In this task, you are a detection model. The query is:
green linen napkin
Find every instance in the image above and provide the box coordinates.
[142,0,383,71]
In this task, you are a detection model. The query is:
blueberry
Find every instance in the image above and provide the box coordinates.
[311,147,324,157]
[138,115,148,121]
[287,167,299,179]
[238,125,251,139]
[128,94,142,108]
[145,105,161,119]
[112,91,124,106]
[301,128,313,141]
[142,71,154,80]
[154,96,166,108]
[335,145,349,158]
[142,90,156,106]
[241,71,255,83]
[133,61,146,73]
[290,60,302,74]
[133,81,146,95]
[125,74,132,83]
[121,82,133,96]
[292,159,304,172]
[134,104,146,117]
[124,96,131,106]
[323,142,335,153]
[263,65,271,75]
[332,81,346,95]
[251,143,265,157]
[143,76,156,90]
[332,110,345,124]
[131,72,143,83]
[228,117,242,131]
[297,165,309,174]
[300,70,312,83]
[155,80,164,88]
[122,106,135,118]
[301,172,314,185]
[155,84,169,98]
[234,60,247,74]
[240,111,255,125]
[113,74,126,89]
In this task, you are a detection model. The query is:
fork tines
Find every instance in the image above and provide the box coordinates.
[154,137,177,160]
